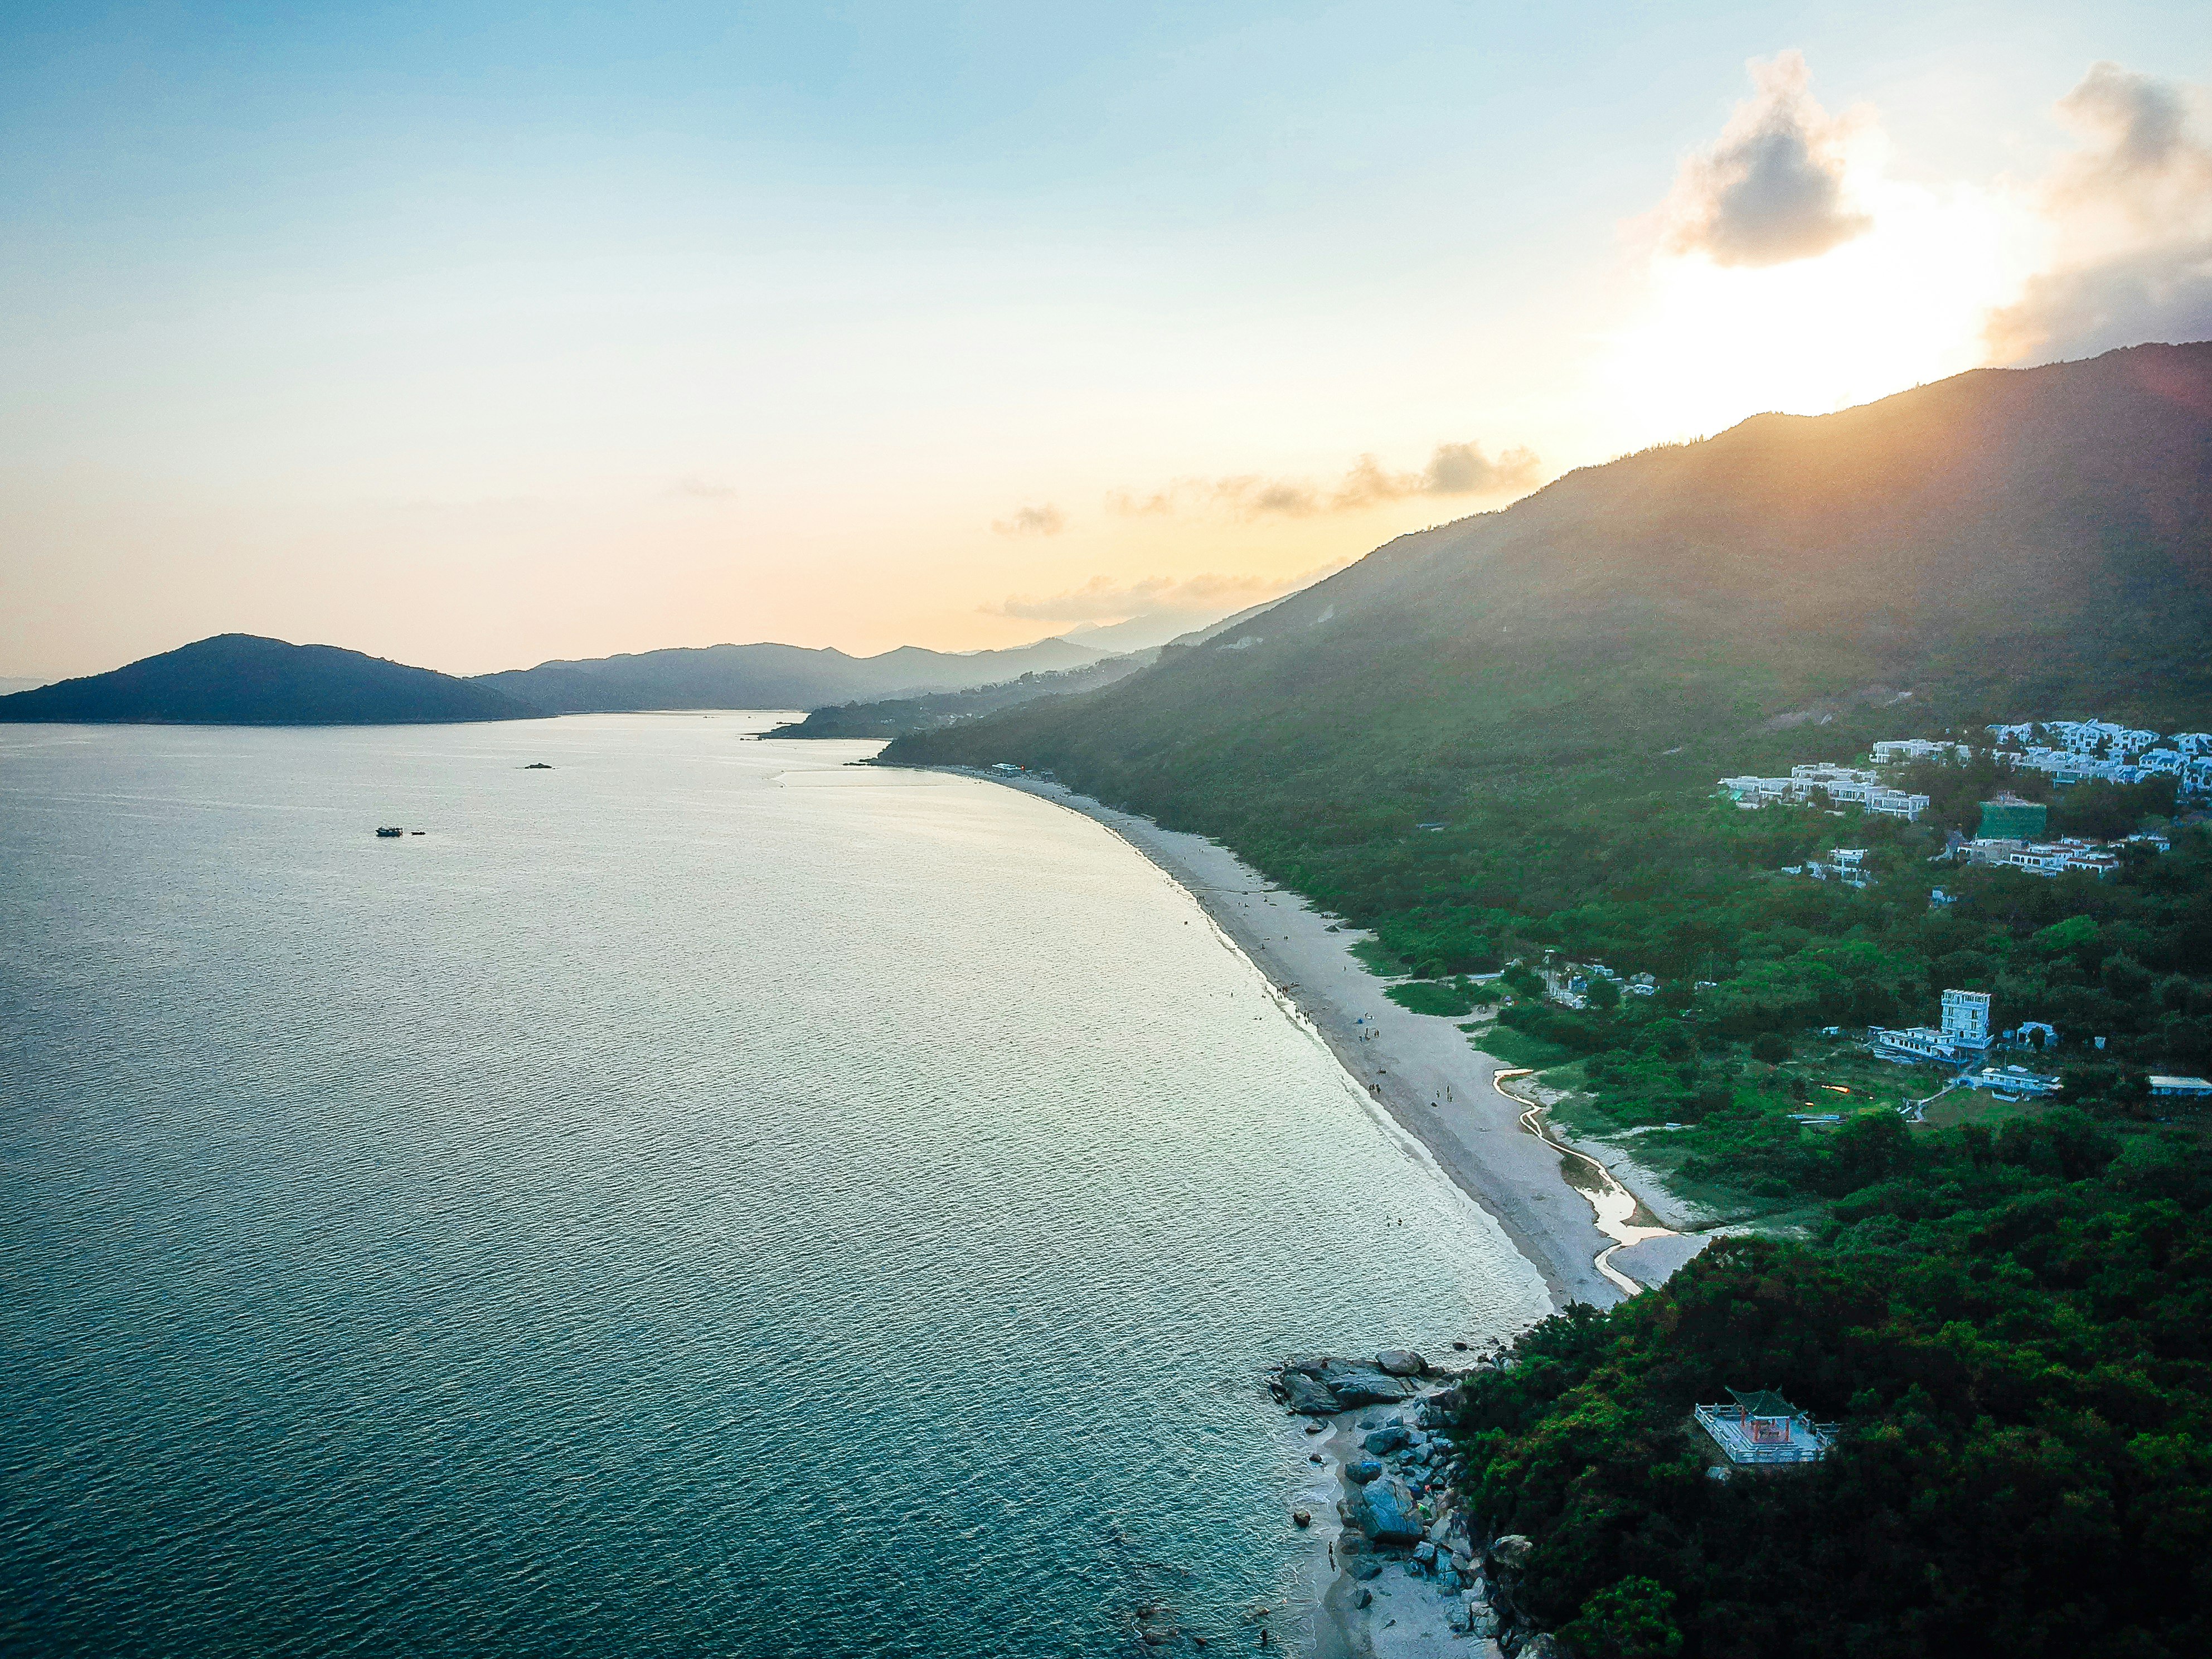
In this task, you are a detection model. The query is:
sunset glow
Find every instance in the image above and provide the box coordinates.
[2,6,2206,679]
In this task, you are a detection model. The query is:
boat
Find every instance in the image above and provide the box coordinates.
[375,827,404,837]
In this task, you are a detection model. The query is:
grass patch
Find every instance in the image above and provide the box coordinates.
[1351,937,1412,977]
[1916,1088,2050,1133]
[1387,979,1479,1017]
[1476,1025,1578,1070]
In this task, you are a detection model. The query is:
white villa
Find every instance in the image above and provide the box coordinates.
[1719,764,1929,821]
[1870,989,1993,1065]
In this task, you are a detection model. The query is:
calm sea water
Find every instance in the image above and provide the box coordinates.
[0,715,1546,1657]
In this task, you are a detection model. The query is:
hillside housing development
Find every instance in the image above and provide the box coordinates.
[1718,764,1930,820]
[1985,719,2212,793]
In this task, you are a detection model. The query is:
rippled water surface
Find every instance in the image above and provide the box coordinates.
[1,715,1546,1656]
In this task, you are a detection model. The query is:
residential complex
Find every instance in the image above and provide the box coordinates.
[1870,989,1993,1064]
[1985,719,2212,793]
[1719,764,1929,821]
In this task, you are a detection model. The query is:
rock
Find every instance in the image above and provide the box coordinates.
[1376,1350,1428,1377]
[1352,1586,1373,1609]
[1347,1459,1383,1485]
[1440,1569,1462,1591]
[1471,1607,1499,1638]
[1448,1604,1473,1634]
[1362,1425,1411,1454]
[1282,1374,1341,1415]
[1413,1541,1438,1564]
[1320,1362,1424,1407]
[1520,1638,1566,1659]
[1353,1477,1423,1545]
[1292,1510,1312,1528]
[1451,1550,1476,1576]
[1303,1419,1328,1434]
[1308,1452,1323,1464]
[1352,1558,1384,1581]
[1490,1534,1535,1571]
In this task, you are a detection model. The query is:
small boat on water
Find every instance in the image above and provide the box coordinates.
[375,827,404,837]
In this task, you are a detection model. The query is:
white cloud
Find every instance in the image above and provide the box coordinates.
[1985,63,2212,361]
[992,503,1066,536]
[1110,441,1539,522]
[1660,51,1871,269]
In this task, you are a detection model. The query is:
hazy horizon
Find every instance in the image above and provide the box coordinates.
[6,2,2210,681]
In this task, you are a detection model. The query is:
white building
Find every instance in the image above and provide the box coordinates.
[1871,988,1993,1064]
[1719,774,1928,820]
[1966,1065,2060,1097]
[1960,837,2125,879]
[1942,989,1991,1047]
[1871,739,1972,764]
[2149,1076,2212,1099]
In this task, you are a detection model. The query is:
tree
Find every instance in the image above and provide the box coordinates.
[1562,1576,1685,1659]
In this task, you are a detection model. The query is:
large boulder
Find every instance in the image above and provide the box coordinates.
[1490,1534,1535,1571]
[1376,1350,1428,1377]
[1362,1424,1411,1454]
[1354,1477,1423,1545]
[1346,1459,1384,1485]
[1281,1373,1340,1415]
[1325,1365,1424,1407]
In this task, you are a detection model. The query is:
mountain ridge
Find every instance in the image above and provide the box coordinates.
[885,342,2212,847]
[0,634,545,726]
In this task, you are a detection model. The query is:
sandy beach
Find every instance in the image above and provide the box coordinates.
[967,769,1692,1312]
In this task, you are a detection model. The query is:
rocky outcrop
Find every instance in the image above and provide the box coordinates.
[1280,1372,1340,1415]
[1272,1355,1426,1411]
[1375,1350,1427,1377]
[1352,1476,1423,1545]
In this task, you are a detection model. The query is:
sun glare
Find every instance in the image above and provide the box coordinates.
[1604,180,2041,444]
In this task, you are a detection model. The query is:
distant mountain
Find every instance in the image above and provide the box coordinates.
[0,635,545,726]
[0,676,48,697]
[472,636,1108,714]
[773,599,1305,741]
[890,342,2212,830]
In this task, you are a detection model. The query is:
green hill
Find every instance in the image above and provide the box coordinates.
[888,343,2212,932]
[0,634,545,725]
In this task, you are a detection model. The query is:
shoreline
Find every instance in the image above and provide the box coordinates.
[914,764,1712,1657]
[950,768,1692,1312]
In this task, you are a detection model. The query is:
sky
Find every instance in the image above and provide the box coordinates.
[4,2,2210,680]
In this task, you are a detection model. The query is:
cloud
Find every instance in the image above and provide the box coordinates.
[1660,51,1871,269]
[670,475,737,499]
[992,503,1066,536]
[1112,441,1540,522]
[986,564,1346,624]
[1985,64,2212,361]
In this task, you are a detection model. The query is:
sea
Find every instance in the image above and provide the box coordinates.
[0,714,1548,1657]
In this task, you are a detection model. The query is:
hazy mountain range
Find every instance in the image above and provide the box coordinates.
[0,612,1258,727]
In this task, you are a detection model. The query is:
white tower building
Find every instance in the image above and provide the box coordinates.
[1942,989,1992,1049]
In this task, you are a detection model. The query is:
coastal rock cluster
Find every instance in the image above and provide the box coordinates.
[1273,1357,1567,1657]
[1268,1352,1428,1417]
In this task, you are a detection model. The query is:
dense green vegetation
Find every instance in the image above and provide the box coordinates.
[769,654,1148,739]
[1451,1092,2212,1659]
